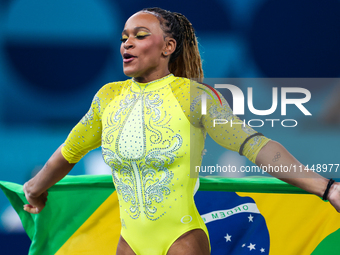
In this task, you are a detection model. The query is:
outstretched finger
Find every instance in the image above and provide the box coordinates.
[23,204,40,214]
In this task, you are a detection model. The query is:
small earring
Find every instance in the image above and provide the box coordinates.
[164,52,167,55]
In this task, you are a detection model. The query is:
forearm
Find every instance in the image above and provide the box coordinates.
[255,140,329,197]
[25,144,75,197]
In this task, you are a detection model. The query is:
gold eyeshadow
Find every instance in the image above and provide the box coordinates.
[135,31,151,37]
[120,31,151,42]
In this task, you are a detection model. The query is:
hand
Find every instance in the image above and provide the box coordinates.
[23,182,48,214]
[327,182,340,212]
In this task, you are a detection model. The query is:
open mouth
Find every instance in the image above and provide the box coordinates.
[123,53,136,63]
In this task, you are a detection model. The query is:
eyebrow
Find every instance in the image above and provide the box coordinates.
[122,26,151,34]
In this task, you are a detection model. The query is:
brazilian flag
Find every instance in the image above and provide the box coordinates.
[1,176,339,254]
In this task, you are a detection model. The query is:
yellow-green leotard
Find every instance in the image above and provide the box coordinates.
[61,74,270,255]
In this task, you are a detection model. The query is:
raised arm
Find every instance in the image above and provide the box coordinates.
[23,144,75,214]
[255,140,340,212]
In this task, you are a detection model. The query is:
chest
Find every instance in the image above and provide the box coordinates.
[101,86,189,163]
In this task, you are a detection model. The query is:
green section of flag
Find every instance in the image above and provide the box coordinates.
[199,177,310,194]
[0,181,36,239]
[312,228,340,254]
[0,175,115,255]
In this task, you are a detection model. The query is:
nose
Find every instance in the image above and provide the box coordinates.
[123,38,134,50]
[124,43,133,50]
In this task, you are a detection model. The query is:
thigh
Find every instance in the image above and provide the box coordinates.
[167,229,210,255]
[116,235,136,255]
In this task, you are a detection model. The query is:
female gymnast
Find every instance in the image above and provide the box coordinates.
[22,7,340,255]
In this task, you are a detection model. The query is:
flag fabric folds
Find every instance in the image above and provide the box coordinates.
[1,175,339,255]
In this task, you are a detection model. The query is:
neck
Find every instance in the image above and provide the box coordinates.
[133,70,171,83]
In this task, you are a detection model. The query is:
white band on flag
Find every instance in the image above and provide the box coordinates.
[201,203,260,224]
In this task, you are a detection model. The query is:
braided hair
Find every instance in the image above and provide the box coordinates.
[141,7,203,80]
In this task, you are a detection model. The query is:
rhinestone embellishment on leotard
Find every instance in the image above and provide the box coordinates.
[102,81,182,221]
[81,96,101,126]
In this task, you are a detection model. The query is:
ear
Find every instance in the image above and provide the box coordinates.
[163,37,177,57]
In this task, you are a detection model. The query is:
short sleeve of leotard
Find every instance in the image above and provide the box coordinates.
[189,81,271,164]
[61,89,104,163]
[61,81,130,163]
